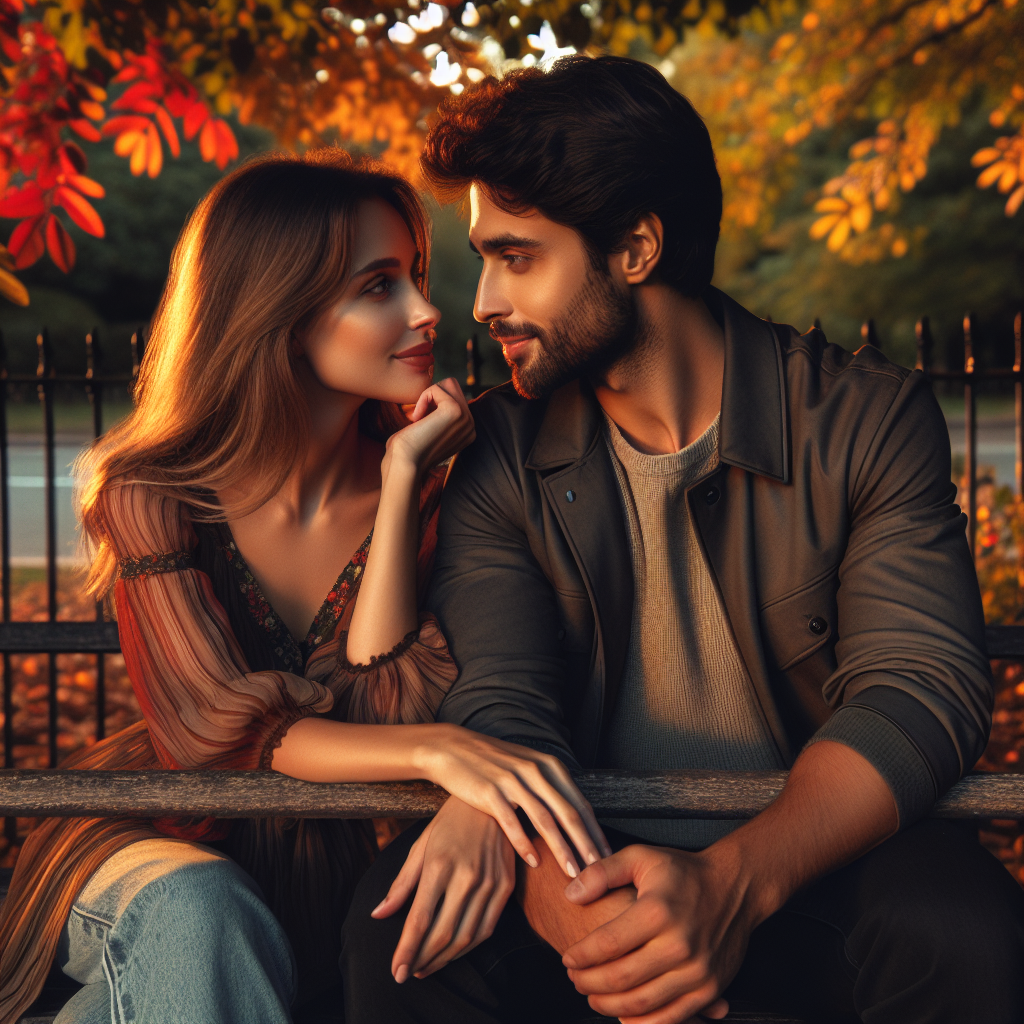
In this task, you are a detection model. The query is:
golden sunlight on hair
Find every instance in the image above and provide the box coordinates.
[75,148,431,597]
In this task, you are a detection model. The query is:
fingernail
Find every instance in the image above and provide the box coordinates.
[526,853,539,868]
[562,954,577,969]
[586,852,598,864]
[394,964,409,984]
[566,860,578,878]
[371,899,387,916]
[566,878,585,900]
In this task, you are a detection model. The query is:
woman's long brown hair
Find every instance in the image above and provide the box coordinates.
[76,147,431,596]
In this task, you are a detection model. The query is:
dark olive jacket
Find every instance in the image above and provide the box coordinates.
[428,290,993,825]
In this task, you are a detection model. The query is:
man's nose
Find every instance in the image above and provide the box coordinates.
[473,263,512,324]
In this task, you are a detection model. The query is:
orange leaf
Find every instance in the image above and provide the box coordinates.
[54,188,104,238]
[12,219,45,269]
[146,123,163,178]
[69,119,102,143]
[7,214,44,260]
[112,82,160,111]
[155,105,180,158]
[183,101,209,141]
[113,129,144,158]
[78,100,105,121]
[45,215,75,273]
[199,118,217,163]
[102,115,152,138]
[67,175,104,199]
[0,185,45,219]
[129,136,147,177]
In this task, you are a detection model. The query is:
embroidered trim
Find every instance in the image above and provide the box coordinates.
[118,551,195,581]
[336,627,420,674]
[220,528,373,673]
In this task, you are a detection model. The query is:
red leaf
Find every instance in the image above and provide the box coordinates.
[145,123,162,178]
[67,174,104,199]
[45,214,75,273]
[112,65,142,84]
[213,119,239,169]
[113,81,161,111]
[183,101,209,141]
[69,119,102,142]
[58,142,87,176]
[155,105,180,157]
[199,118,217,163]
[101,115,151,137]
[0,185,45,219]
[164,88,194,118]
[11,217,45,269]
[7,214,43,259]
[54,188,104,237]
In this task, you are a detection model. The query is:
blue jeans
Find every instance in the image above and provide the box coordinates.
[53,838,296,1024]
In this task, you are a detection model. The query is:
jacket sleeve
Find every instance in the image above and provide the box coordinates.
[806,369,993,826]
[427,419,581,767]
[104,484,333,771]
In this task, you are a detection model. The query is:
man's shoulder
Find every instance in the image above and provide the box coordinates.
[779,322,911,390]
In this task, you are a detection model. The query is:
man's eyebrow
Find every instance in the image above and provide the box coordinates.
[351,256,401,276]
[469,233,544,254]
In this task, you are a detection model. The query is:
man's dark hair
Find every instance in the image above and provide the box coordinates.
[421,54,723,296]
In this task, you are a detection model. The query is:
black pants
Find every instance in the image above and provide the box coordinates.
[340,818,1024,1024]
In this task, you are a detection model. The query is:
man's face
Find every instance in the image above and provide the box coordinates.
[469,184,641,399]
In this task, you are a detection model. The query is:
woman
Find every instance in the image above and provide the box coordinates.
[0,150,609,1024]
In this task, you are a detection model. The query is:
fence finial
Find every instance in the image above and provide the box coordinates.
[35,329,54,380]
[466,334,482,398]
[915,316,933,373]
[861,319,880,349]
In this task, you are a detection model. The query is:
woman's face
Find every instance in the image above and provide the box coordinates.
[298,197,440,405]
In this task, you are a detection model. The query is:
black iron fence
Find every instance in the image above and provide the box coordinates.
[1,317,1023,845]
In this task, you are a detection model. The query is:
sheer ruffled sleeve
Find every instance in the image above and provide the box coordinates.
[101,483,333,772]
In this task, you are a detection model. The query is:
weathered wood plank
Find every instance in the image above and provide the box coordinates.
[0,769,1019,820]
[0,622,121,653]
[985,624,1024,659]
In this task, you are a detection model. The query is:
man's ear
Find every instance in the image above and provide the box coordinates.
[611,213,664,285]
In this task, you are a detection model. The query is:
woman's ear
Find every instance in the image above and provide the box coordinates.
[289,333,305,359]
[611,213,664,285]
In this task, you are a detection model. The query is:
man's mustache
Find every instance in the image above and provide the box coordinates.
[488,320,546,344]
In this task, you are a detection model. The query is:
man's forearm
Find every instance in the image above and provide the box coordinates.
[711,739,899,925]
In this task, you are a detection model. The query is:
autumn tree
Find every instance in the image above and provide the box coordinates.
[0,0,1020,306]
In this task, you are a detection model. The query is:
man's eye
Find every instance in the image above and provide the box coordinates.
[503,254,529,266]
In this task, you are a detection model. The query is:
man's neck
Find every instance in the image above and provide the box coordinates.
[592,285,725,455]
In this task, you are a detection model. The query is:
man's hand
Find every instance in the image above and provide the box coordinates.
[561,845,737,1024]
[561,741,899,1024]
[371,797,516,983]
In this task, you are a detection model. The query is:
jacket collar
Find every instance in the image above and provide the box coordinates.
[525,288,789,483]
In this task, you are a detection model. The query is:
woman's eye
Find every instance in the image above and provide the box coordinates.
[365,277,391,296]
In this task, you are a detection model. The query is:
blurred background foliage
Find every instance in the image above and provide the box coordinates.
[0,0,1021,372]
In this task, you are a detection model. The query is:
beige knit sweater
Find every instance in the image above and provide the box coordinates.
[600,414,783,849]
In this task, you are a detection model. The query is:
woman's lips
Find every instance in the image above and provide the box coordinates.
[394,340,434,371]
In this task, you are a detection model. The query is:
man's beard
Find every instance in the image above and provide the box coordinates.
[491,267,650,400]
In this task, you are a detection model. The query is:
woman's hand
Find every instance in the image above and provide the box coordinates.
[385,377,476,480]
[415,724,612,878]
[372,798,515,982]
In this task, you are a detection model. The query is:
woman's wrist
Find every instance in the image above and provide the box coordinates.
[409,722,457,782]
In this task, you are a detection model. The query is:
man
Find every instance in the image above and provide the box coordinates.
[342,55,1023,1023]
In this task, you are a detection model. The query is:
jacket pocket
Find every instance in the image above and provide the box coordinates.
[760,570,840,673]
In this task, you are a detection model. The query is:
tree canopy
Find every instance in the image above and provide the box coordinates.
[0,0,1020,307]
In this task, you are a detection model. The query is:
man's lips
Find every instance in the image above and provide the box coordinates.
[496,335,536,360]
[393,340,434,370]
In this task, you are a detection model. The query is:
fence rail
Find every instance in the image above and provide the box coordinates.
[1,316,1023,839]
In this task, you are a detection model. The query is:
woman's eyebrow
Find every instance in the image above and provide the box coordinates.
[352,256,401,276]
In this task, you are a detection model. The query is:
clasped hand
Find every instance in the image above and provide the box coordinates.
[560,844,756,1024]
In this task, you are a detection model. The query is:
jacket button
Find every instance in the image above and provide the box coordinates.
[808,616,828,635]
[704,485,720,505]
[566,490,576,502]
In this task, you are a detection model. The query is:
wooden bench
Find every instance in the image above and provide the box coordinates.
[1,768,1020,1024]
